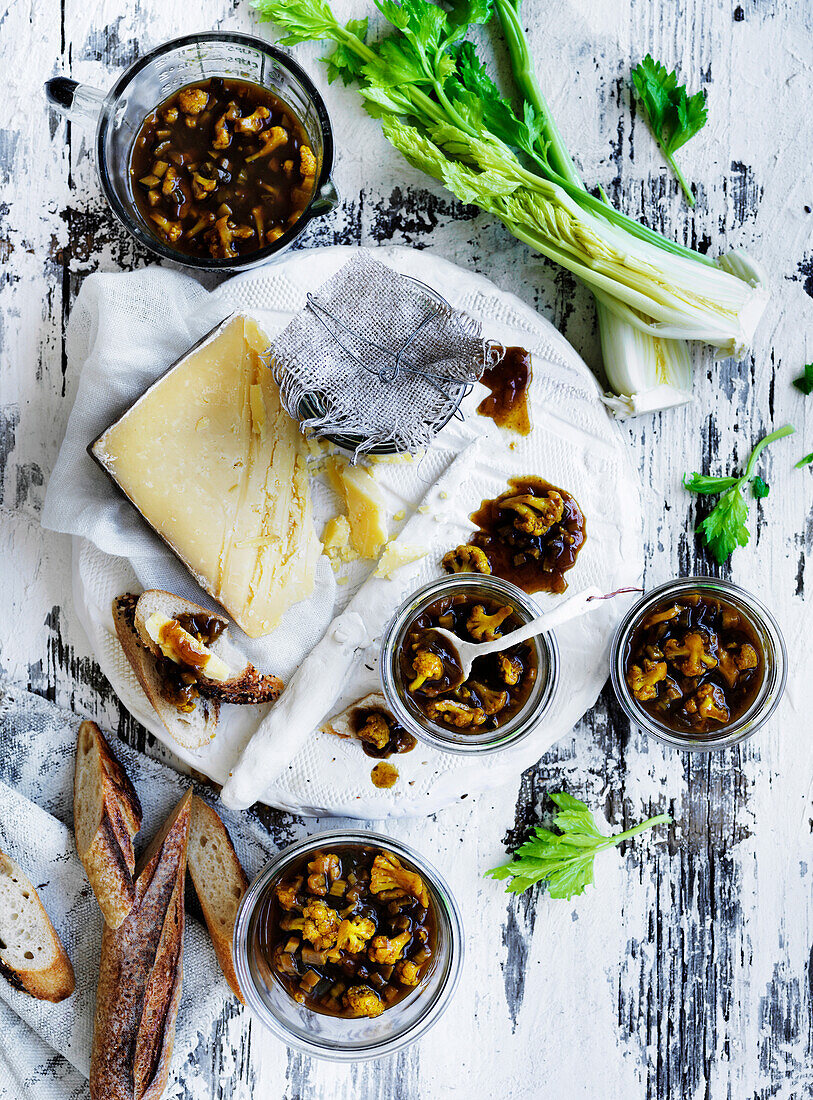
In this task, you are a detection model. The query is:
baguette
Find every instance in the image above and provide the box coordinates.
[113,593,219,750]
[0,849,75,1002]
[134,590,284,705]
[74,720,143,929]
[187,796,248,1003]
[91,790,192,1100]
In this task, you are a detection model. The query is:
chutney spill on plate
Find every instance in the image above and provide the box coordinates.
[442,476,586,595]
[259,845,435,1018]
[624,591,764,734]
[129,78,317,259]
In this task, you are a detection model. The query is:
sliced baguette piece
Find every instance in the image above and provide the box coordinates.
[113,593,219,750]
[91,790,192,1100]
[74,720,143,929]
[187,796,249,1003]
[0,850,75,1002]
[134,590,284,705]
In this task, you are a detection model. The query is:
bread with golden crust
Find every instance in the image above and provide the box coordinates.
[74,720,143,929]
[0,850,75,1002]
[187,796,248,1003]
[90,790,191,1100]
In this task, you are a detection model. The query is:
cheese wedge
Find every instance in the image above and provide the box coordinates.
[92,316,319,637]
[327,460,389,559]
[374,542,428,579]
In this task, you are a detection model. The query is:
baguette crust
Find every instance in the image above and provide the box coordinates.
[74,720,143,929]
[187,796,248,1003]
[0,851,75,1002]
[91,791,192,1100]
[197,663,283,705]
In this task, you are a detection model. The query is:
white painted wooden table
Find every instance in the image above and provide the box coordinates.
[2,1,813,1097]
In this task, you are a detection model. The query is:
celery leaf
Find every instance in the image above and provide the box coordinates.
[631,55,707,206]
[793,363,813,395]
[684,425,794,563]
[485,792,671,900]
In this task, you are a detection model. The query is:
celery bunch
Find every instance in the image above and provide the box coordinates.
[252,0,768,414]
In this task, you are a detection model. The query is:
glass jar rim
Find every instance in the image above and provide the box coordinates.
[609,575,787,751]
[233,829,465,1060]
[95,31,335,270]
[380,574,559,755]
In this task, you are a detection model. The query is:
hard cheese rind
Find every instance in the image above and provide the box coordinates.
[92,315,319,637]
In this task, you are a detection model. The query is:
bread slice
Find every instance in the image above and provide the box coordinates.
[74,720,143,929]
[186,796,248,1003]
[113,593,219,750]
[91,790,192,1100]
[0,849,75,1002]
[323,692,393,740]
[134,590,284,705]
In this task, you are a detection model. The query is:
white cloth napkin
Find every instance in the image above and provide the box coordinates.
[0,679,285,1099]
[41,265,336,683]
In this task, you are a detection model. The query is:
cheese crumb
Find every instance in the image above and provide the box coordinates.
[323,515,359,571]
[374,542,428,579]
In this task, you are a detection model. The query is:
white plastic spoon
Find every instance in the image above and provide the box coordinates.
[428,585,641,687]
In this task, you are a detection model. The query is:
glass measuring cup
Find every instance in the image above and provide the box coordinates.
[45,32,339,271]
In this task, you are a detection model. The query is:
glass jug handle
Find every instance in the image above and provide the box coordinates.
[45,78,106,128]
[309,178,340,218]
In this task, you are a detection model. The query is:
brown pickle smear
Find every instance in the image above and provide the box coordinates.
[476,345,533,435]
[400,594,537,732]
[259,845,436,1018]
[624,592,764,733]
[129,78,317,259]
[158,612,226,711]
[371,762,399,789]
[443,476,586,595]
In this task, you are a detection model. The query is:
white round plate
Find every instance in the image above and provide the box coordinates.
[73,245,643,818]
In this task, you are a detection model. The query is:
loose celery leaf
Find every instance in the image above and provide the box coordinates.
[696,486,750,564]
[485,792,670,900]
[683,472,740,495]
[684,426,794,563]
[793,363,813,395]
[631,55,707,204]
[631,55,707,154]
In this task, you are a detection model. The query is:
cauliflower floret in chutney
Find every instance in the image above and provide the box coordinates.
[301,899,341,951]
[368,931,412,965]
[370,852,429,908]
[408,649,444,692]
[343,985,384,1018]
[357,712,391,750]
[502,490,565,536]
[426,699,487,728]
[441,544,492,574]
[466,603,514,641]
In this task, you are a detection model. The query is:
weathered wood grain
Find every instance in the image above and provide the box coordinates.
[1,0,812,1097]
